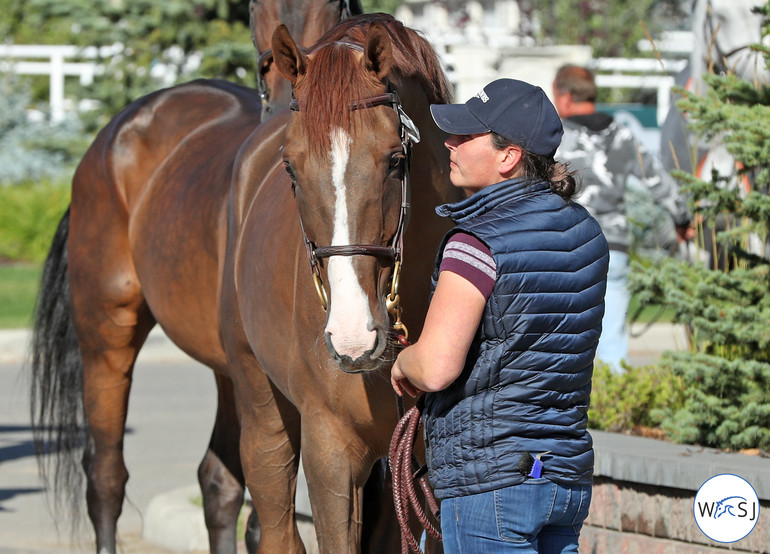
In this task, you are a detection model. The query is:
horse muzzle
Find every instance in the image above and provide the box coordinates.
[324,325,390,374]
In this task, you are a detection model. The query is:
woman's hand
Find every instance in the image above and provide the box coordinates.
[389,270,486,396]
[391,355,423,398]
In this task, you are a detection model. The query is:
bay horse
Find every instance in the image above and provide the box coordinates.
[28,1,373,554]
[30,10,458,554]
[220,14,458,551]
[249,0,363,120]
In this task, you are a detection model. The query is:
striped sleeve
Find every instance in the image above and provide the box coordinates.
[439,232,496,299]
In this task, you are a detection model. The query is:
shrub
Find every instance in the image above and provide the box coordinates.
[0,264,42,328]
[657,352,770,451]
[589,360,687,433]
[0,180,70,263]
[0,73,89,185]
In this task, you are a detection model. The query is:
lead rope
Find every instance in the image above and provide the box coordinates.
[389,392,442,553]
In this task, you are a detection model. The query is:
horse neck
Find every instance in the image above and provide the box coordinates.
[398,79,458,210]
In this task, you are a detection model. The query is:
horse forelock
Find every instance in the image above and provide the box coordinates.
[295,45,381,153]
[292,14,450,153]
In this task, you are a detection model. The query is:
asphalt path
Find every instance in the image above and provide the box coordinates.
[0,322,684,553]
[0,350,218,553]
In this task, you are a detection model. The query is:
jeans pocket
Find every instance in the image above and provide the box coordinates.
[494,481,557,543]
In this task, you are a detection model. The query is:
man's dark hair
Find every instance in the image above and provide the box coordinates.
[553,65,597,104]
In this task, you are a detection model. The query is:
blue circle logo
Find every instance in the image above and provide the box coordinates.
[694,474,759,543]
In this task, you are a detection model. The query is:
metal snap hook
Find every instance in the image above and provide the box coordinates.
[388,261,402,304]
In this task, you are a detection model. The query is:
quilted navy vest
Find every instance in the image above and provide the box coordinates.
[423,177,609,499]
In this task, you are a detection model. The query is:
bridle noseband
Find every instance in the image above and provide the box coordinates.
[287,44,421,339]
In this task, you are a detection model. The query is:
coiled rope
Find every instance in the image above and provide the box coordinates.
[388,396,441,553]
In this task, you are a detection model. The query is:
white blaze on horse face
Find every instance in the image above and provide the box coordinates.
[324,127,377,359]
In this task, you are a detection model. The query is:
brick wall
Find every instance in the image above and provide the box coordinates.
[580,478,768,552]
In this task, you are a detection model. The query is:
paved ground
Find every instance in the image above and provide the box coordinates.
[0,324,687,553]
[626,321,689,367]
[0,334,217,553]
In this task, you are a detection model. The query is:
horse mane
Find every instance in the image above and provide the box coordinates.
[294,13,450,151]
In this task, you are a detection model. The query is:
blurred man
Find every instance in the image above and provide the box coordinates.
[552,64,691,371]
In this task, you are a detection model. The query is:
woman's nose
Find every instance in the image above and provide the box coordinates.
[445,134,460,149]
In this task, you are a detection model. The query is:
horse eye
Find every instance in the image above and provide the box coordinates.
[260,60,271,77]
[283,161,296,179]
[389,153,406,174]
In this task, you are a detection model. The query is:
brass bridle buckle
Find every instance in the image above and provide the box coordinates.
[313,271,329,312]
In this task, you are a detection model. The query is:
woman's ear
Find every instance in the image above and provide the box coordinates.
[499,145,523,176]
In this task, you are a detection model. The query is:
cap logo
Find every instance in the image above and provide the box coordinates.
[475,90,489,103]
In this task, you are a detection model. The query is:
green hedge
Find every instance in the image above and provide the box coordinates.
[0,264,42,328]
[588,360,687,433]
[0,181,70,263]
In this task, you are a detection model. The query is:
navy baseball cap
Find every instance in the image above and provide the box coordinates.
[430,78,563,158]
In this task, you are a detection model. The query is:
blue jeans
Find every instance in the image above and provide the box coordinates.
[440,480,592,553]
[595,250,629,372]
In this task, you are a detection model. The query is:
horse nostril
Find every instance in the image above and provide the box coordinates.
[324,329,390,373]
[324,328,377,362]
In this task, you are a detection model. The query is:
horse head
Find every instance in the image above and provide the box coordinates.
[715,495,745,518]
[271,19,409,373]
[249,0,361,120]
[270,15,450,374]
[690,0,770,91]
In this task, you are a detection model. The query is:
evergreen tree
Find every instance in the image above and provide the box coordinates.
[630,1,770,451]
[0,73,87,185]
[528,0,662,58]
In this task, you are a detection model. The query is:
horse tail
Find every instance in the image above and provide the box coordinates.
[29,206,87,526]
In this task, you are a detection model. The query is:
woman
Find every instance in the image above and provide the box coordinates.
[391,78,609,553]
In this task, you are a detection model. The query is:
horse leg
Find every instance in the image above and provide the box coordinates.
[77,310,154,554]
[198,373,251,554]
[68,221,157,553]
[245,508,261,554]
[301,426,375,553]
[361,459,403,554]
[237,371,304,554]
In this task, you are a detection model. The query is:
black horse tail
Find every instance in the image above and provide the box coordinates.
[29,206,87,528]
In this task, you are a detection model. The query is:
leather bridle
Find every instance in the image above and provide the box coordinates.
[286,42,421,339]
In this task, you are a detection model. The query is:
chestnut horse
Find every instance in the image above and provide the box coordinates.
[29,2,368,554]
[220,15,458,551]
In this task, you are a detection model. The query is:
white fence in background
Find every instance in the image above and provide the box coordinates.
[0,44,120,123]
[1,42,687,127]
[591,57,688,126]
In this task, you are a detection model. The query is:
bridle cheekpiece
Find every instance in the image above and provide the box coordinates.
[287,41,420,340]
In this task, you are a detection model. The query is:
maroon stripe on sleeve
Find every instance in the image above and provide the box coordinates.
[440,232,496,299]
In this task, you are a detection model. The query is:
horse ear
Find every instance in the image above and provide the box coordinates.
[272,24,307,85]
[363,22,393,81]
